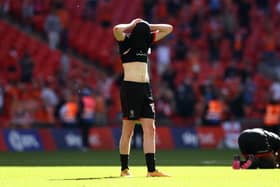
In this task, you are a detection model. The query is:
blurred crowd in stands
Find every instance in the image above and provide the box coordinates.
[0,0,280,132]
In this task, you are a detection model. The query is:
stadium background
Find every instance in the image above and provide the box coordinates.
[0,0,280,152]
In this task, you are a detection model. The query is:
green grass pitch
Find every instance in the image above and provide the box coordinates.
[0,149,278,187]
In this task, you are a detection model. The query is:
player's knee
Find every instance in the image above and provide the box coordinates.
[121,131,134,141]
[143,126,155,137]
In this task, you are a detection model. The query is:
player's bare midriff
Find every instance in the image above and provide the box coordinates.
[123,62,150,83]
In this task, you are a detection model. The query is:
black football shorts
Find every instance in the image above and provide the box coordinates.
[120,81,155,120]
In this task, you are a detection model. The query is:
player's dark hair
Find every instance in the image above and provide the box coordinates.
[129,22,151,52]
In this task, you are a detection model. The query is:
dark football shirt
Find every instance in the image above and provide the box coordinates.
[238,128,280,155]
[118,32,156,63]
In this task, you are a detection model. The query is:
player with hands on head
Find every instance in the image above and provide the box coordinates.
[113,18,173,177]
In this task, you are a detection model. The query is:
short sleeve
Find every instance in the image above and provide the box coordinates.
[118,35,129,45]
[118,35,130,55]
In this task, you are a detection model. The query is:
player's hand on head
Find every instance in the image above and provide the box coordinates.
[131,18,143,26]
[134,18,143,22]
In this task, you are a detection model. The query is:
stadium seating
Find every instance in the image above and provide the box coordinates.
[1,0,280,127]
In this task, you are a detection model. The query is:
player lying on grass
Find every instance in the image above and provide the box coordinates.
[233,128,280,169]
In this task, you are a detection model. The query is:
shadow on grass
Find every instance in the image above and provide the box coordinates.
[49,176,123,181]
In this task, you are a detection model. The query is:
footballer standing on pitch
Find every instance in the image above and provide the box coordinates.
[233,128,280,169]
[113,18,173,177]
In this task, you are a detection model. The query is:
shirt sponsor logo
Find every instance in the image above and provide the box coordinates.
[136,50,147,57]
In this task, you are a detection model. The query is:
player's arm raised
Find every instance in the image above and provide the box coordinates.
[113,18,143,41]
[149,24,173,42]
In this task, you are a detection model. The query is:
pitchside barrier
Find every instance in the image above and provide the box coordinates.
[0,122,241,151]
